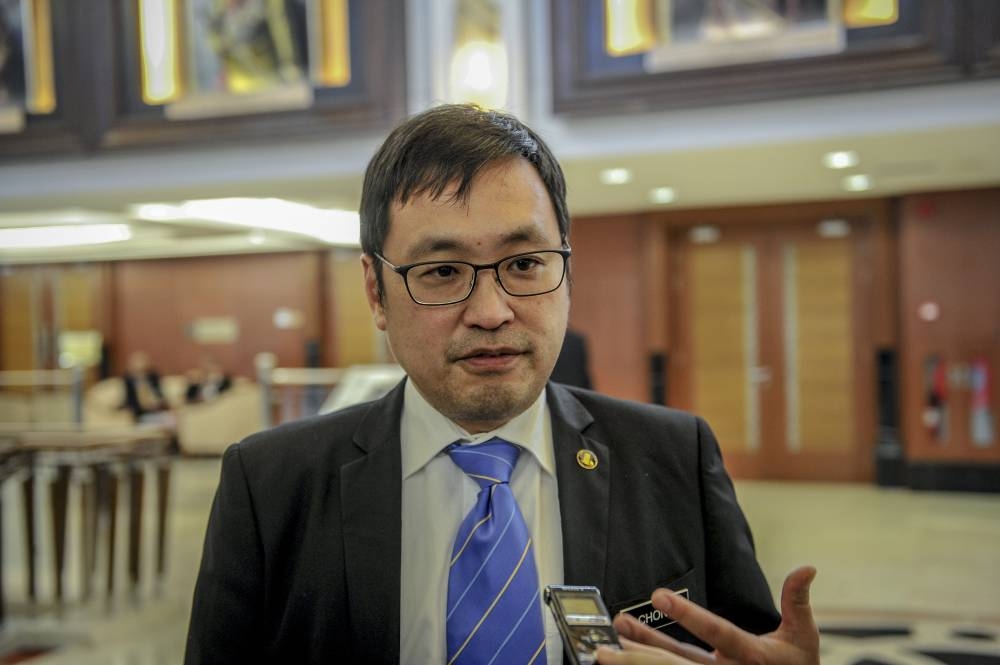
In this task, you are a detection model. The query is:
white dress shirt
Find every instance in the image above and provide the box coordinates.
[400,379,564,665]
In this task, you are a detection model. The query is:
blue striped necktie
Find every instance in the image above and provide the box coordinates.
[445,438,547,665]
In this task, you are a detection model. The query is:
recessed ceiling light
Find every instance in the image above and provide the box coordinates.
[599,168,632,185]
[649,187,676,204]
[823,150,859,170]
[842,174,872,192]
[0,224,132,249]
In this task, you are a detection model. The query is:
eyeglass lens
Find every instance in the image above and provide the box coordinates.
[406,251,566,305]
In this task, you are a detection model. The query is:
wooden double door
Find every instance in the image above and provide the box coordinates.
[667,221,874,481]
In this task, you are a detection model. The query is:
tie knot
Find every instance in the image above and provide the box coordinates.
[447,437,520,488]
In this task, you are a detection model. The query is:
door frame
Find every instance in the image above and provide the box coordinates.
[660,205,884,482]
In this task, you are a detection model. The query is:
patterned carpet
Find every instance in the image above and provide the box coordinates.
[819,618,1000,665]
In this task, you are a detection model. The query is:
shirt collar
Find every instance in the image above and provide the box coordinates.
[400,379,555,479]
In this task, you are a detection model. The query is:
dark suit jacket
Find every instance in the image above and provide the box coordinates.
[185,380,779,664]
[122,371,165,419]
[184,375,233,403]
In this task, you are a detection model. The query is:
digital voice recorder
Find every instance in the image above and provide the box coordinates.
[544,584,622,665]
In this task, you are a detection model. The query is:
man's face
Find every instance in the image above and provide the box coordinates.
[362,157,570,433]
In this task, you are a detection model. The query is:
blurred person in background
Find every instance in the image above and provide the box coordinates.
[185,356,233,403]
[122,350,169,422]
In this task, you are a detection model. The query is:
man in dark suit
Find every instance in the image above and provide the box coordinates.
[185,105,817,665]
[121,350,168,420]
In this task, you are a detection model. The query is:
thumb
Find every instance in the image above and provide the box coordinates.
[778,566,818,639]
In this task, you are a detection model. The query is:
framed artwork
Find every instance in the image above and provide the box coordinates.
[0,0,405,157]
[551,0,993,115]
[162,0,315,119]
[105,0,405,147]
[0,0,82,156]
[0,0,27,133]
[643,0,845,73]
[128,0,378,123]
[0,0,56,134]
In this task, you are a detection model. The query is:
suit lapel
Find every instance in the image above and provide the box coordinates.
[341,381,405,664]
[547,384,611,589]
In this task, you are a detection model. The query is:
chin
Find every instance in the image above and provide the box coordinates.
[448,381,540,425]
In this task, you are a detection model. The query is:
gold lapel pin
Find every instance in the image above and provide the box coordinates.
[576,449,598,470]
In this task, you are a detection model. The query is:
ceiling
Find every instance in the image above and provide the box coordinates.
[1,82,999,265]
[563,122,1000,213]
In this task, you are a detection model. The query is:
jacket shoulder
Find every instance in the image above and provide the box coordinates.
[225,398,379,479]
[550,384,713,468]
[559,385,702,433]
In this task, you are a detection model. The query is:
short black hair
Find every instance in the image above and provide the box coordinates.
[360,104,569,293]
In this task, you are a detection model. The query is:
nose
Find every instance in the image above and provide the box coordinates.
[460,268,515,330]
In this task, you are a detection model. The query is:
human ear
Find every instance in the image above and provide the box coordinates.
[361,254,388,331]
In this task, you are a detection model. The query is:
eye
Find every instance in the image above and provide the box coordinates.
[509,255,543,272]
[415,263,463,280]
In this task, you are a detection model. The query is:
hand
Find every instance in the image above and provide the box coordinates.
[596,566,819,665]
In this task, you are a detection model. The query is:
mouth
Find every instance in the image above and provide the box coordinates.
[461,346,521,359]
[454,346,526,371]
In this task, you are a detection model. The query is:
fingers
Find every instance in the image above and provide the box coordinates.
[646,635,716,665]
[649,589,752,661]
[596,639,696,665]
[620,636,692,658]
[780,565,816,616]
[778,566,819,646]
[614,614,715,665]
[614,613,681,651]
[612,566,822,665]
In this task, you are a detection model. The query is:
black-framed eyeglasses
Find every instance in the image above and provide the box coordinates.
[375,248,572,306]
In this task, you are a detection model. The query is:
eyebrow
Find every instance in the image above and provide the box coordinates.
[404,225,554,261]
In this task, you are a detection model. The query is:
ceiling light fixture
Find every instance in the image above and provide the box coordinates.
[448,0,508,109]
[0,209,125,227]
[649,187,676,204]
[450,40,508,109]
[132,203,182,221]
[131,198,361,246]
[600,168,632,185]
[823,150,859,170]
[0,224,132,249]
[842,174,872,192]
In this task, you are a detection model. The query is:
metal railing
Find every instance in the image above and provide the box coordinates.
[255,353,344,428]
[0,367,85,425]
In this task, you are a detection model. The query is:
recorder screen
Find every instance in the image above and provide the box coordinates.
[561,596,601,617]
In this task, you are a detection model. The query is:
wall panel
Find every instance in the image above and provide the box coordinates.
[326,248,382,367]
[112,252,325,378]
[568,215,647,402]
[0,271,38,371]
[899,189,1000,463]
